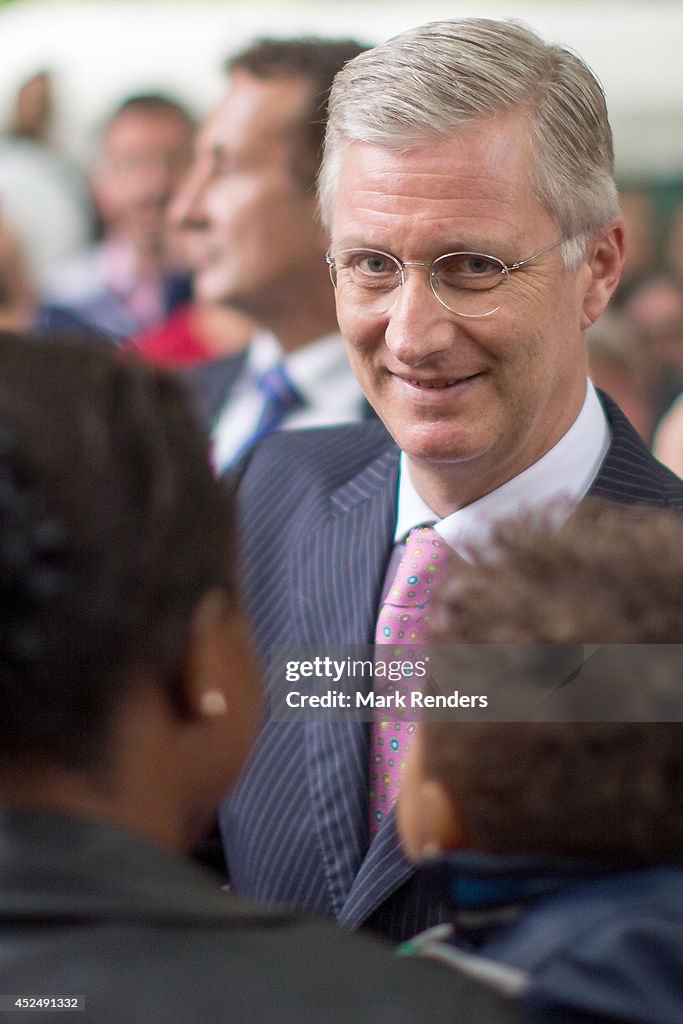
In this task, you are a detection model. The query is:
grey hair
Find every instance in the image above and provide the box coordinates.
[318,18,620,270]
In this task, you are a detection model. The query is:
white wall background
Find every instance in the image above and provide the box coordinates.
[1,0,682,178]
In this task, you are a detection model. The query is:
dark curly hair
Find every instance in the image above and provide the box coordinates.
[0,332,233,772]
[424,500,683,863]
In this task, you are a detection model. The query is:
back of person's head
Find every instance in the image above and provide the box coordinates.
[227,37,367,191]
[0,333,254,791]
[8,70,53,141]
[319,18,619,267]
[399,501,683,864]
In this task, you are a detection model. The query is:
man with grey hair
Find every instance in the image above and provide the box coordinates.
[220,18,683,943]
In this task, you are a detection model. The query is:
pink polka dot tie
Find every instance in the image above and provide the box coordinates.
[368,525,449,840]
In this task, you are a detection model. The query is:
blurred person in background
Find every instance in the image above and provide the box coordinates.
[0,69,94,288]
[640,205,683,470]
[125,181,257,368]
[665,199,683,281]
[653,390,683,476]
[616,268,683,424]
[617,186,658,287]
[38,93,194,343]
[172,37,371,471]
[0,332,521,1024]
[7,69,53,142]
[587,308,655,441]
[124,288,256,369]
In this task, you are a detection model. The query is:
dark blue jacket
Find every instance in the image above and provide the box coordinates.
[406,852,683,1024]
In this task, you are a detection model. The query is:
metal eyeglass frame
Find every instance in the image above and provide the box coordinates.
[326,237,567,318]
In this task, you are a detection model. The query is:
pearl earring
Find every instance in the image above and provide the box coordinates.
[200,690,228,716]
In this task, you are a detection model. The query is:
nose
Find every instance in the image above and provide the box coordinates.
[131,152,182,208]
[383,265,456,366]
[168,162,210,230]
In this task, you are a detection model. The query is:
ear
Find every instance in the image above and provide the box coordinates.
[398,773,466,861]
[179,589,235,722]
[170,593,262,847]
[418,778,465,856]
[580,219,626,330]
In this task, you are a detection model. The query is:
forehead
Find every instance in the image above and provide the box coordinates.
[199,71,313,155]
[331,113,552,252]
[104,108,192,154]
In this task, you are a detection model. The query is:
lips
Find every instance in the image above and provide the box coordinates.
[188,248,221,269]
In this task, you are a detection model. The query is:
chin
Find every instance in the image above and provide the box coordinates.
[194,276,232,308]
[398,428,481,467]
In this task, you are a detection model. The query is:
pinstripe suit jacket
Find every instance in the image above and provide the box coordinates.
[220,393,683,944]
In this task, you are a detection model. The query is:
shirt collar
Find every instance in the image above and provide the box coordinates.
[103,239,145,294]
[243,330,283,376]
[394,381,610,555]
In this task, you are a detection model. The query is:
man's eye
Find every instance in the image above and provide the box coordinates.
[345,252,396,276]
[210,148,236,176]
[435,253,503,290]
[361,254,392,274]
[463,256,496,275]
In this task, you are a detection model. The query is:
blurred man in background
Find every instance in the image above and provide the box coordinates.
[173,38,370,471]
[39,93,194,342]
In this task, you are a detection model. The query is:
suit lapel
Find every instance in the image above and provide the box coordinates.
[591,393,683,507]
[290,446,399,915]
[339,806,413,929]
[290,444,399,645]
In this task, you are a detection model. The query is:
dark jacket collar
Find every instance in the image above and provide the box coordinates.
[0,809,289,928]
[416,850,675,941]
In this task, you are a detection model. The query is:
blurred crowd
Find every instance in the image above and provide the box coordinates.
[0,68,255,365]
[1,64,683,477]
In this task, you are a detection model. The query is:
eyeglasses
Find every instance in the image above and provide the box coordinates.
[326,238,567,318]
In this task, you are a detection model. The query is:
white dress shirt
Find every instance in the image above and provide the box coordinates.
[211,330,364,471]
[393,381,611,557]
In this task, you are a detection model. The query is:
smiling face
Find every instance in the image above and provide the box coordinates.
[169,71,327,326]
[330,114,621,512]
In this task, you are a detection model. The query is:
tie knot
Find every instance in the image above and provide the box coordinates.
[250,363,303,443]
[257,364,302,413]
[388,525,448,608]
